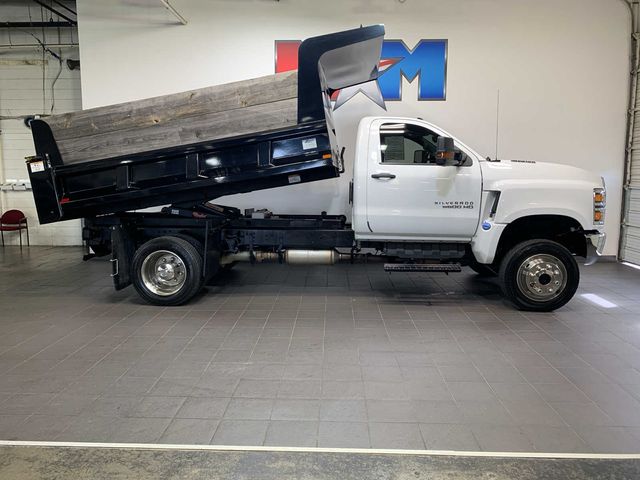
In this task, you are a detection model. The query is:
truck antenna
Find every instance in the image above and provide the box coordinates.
[494,89,500,161]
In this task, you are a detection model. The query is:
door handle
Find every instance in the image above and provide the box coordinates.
[371,172,396,179]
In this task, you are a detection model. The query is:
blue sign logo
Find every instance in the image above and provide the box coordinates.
[378,40,447,101]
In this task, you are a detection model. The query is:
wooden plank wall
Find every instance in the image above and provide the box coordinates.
[45,71,299,164]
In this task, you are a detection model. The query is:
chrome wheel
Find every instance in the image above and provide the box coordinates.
[140,250,187,296]
[516,254,567,302]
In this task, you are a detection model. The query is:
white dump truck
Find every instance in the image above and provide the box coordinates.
[26,25,606,311]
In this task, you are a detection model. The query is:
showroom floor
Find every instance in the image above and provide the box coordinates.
[1,247,640,453]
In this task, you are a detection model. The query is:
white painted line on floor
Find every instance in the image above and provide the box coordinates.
[0,440,639,459]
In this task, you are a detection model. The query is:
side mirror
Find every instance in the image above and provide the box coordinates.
[436,137,455,166]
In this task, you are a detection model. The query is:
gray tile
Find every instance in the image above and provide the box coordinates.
[364,381,408,400]
[322,364,362,381]
[109,417,173,443]
[129,396,186,418]
[14,415,73,441]
[55,415,121,442]
[277,380,322,399]
[361,365,403,382]
[159,418,218,444]
[439,365,483,382]
[521,425,591,453]
[515,366,568,384]
[573,426,640,453]
[457,401,515,425]
[488,383,545,403]
[366,400,415,423]
[533,383,592,403]
[176,397,230,419]
[322,380,364,399]
[110,376,157,395]
[224,398,273,420]
[318,421,370,448]
[320,399,367,421]
[419,424,480,451]
[411,401,462,424]
[502,401,565,426]
[272,399,320,421]
[191,377,239,397]
[264,420,318,447]
[211,420,268,445]
[0,393,55,415]
[550,402,614,427]
[234,379,280,398]
[86,395,140,417]
[471,425,535,452]
[283,364,322,380]
[369,422,424,449]
[447,382,496,402]
[403,381,453,401]
[36,394,98,416]
[148,377,198,396]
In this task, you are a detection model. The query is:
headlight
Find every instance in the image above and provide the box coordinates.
[593,187,606,225]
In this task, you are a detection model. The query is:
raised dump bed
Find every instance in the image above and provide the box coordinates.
[26,25,385,224]
[44,71,299,165]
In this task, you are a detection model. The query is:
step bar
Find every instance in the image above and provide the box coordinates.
[384,263,462,273]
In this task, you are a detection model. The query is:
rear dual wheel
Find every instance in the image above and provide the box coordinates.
[499,239,579,312]
[132,236,204,306]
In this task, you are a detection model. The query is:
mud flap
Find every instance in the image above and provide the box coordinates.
[111,225,135,291]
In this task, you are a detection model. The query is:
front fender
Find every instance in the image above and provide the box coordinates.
[492,183,594,230]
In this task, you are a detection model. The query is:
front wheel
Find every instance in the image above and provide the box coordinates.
[132,236,203,306]
[498,239,579,312]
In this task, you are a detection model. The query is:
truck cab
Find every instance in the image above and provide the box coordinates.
[350,115,607,310]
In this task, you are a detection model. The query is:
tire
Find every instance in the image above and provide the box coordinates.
[468,257,497,277]
[131,236,203,306]
[498,239,579,312]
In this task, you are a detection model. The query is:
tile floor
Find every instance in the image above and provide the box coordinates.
[1,247,640,452]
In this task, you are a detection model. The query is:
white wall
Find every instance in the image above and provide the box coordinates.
[76,0,629,255]
[0,3,83,246]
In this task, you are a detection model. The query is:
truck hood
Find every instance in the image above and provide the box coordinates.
[480,159,603,190]
[478,159,605,231]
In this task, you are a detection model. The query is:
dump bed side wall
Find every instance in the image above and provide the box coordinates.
[45,71,298,165]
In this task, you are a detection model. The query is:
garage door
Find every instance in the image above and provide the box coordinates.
[621,76,640,265]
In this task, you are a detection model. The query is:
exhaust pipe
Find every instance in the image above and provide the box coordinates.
[221,249,347,265]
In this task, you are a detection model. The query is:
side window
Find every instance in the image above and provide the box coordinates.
[379,123,469,165]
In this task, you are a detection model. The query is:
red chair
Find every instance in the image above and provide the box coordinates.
[1,210,30,248]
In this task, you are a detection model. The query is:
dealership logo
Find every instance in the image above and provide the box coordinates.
[275,39,447,101]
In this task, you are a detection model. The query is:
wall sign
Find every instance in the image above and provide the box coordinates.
[275,39,447,101]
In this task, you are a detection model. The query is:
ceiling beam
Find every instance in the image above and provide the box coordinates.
[1,22,75,29]
[31,0,77,25]
[160,0,188,25]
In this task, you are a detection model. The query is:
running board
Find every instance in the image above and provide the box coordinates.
[384,263,462,273]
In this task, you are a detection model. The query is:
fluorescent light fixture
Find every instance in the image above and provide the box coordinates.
[580,293,617,309]
[622,261,640,271]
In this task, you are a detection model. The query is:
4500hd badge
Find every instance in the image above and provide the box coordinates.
[434,201,475,209]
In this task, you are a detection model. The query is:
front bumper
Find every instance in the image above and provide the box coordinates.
[584,231,606,266]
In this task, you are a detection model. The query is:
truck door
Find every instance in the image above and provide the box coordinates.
[366,119,482,240]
